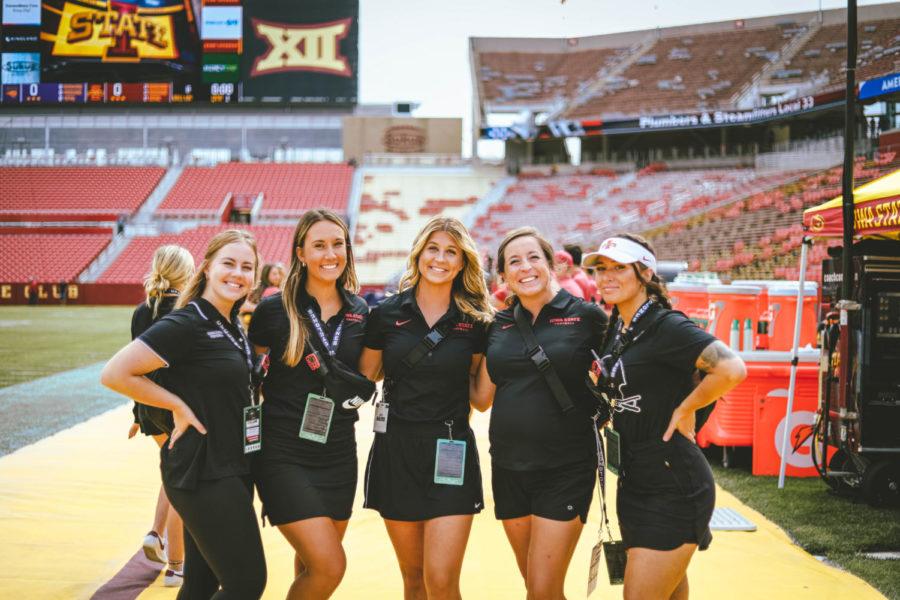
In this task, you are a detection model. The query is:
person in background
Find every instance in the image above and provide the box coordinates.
[553,250,585,299]
[27,278,38,306]
[564,243,599,303]
[128,244,194,587]
[583,233,746,600]
[240,262,287,322]
[102,230,267,599]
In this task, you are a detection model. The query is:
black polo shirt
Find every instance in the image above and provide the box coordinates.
[131,296,177,423]
[364,287,488,424]
[604,309,717,446]
[248,288,369,466]
[138,297,253,490]
[486,289,608,471]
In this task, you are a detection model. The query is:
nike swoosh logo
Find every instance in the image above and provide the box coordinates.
[342,396,366,410]
[395,319,412,327]
[475,502,482,509]
[501,323,515,330]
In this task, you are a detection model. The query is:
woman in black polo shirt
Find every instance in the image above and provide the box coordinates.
[249,209,370,599]
[583,233,746,599]
[359,216,493,599]
[471,226,608,599]
[128,244,194,586]
[102,230,266,600]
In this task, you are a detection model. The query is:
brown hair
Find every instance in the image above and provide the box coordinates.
[282,209,360,367]
[399,216,493,322]
[495,227,555,306]
[143,245,194,318]
[176,230,260,313]
[250,262,285,303]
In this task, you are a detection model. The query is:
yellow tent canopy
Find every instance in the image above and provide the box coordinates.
[803,168,900,239]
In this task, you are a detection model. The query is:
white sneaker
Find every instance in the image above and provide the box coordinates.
[142,531,167,564]
[163,568,184,587]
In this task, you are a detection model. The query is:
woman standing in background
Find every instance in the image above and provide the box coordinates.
[128,244,194,588]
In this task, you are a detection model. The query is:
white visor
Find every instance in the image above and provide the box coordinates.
[583,237,657,272]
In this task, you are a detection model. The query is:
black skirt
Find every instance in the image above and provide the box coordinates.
[255,454,358,525]
[616,432,715,551]
[364,416,484,521]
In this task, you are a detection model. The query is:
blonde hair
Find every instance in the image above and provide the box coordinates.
[398,216,493,322]
[176,230,260,313]
[282,210,360,367]
[143,245,194,318]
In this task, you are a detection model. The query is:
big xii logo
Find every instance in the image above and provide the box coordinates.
[51,1,178,61]
[250,18,352,77]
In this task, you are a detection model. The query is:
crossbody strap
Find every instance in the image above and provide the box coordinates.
[513,304,574,413]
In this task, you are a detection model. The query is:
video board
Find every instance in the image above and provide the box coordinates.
[0,0,358,105]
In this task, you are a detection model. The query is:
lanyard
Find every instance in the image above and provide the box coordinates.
[609,299,655,379]
[306,307,344,357]
[214,319,256,406]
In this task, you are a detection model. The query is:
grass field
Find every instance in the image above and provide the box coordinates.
[712,464,900,599]
[0,306,133,388]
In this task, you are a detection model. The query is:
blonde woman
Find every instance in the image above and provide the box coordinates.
[249,210,371,600]
[102,230,266,599]
[360,216,493,600]
[128,244,193,587]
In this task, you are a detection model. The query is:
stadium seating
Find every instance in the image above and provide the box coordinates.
[353,169,499,284]
[778,18,900,90]
[98,225,296,284]
[0,166,165,221]
[0,233,111,282]
[643,153,900,281]
[470,168,797,255]
[479,48,629,106]
[157,163,354,218]
[566,24,797,118]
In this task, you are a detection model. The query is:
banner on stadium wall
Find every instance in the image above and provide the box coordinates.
[859,72,900,101]
[0,282,144,305]
[241,0,357,104]
[342,117,462,162]
[480,90,845,140]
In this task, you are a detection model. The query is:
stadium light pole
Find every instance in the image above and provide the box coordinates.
[840,0,857,301]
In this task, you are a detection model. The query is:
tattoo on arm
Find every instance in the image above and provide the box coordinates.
[696,341,736,373]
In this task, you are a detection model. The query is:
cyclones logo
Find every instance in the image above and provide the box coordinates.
[50,1,178,61]
[809,214,826,232]
[383,125,426,153]
[251,17,352,77]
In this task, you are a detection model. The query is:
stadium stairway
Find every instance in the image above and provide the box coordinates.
[0,378,886,599]
[131,165,185,227]
[751,16,822,96]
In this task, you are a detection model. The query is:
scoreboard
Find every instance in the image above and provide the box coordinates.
[0,0,358,106]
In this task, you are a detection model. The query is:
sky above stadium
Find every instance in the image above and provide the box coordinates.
[358,0,890,156]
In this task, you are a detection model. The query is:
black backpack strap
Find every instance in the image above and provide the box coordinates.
[400,322,450,371]
[513,304,575,413]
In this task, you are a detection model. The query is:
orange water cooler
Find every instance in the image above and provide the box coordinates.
[668,282,710,328]
[707,285,763,350]
[765,283,819,351]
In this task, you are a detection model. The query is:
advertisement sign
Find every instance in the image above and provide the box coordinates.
[242,0,357,104]
[2,0,40,25]
[343,117,461,163]
[859,72,900,101]
[1,51,39,83]
[201,6,242,40]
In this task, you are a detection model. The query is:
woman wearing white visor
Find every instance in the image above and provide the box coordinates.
[583,233,746,600]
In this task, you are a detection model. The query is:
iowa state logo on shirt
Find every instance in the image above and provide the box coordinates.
[548,317,581,326]
[453,322,474,333]
[343,312,364,323]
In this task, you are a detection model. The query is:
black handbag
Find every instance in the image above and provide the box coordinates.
[304,348,376,410]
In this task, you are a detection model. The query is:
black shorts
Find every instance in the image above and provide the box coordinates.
[364,417,484,521]
[616,433,715,551]
[255,454,357,525]
[492,460,596,523]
